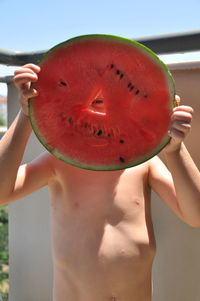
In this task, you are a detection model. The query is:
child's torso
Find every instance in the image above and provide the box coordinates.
[49,159,156,301]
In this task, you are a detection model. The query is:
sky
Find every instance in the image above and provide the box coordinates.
[0,0,200,95]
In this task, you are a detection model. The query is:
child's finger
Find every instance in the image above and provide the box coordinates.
[171,110,193,123]
[23,64,41,73]
[171,120,191,134]
[14,68,35,76]
[14,64,40,75]
[21,88,38,100]
[173,105,194,115]
[14,73,38,89]
[168,128,185,141]
[14,71,38,82]
[175,95,181,106]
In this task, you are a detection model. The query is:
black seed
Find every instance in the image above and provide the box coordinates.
[67,117,73,124]
[97,129,103,136]
[110,64,115,69]
[93,99,103,104]
[144,94,148,98]
[119,157,125,163]
[107,133,111,138]
[135,89,140,95]
[116,70,120,75]
[130,86,134,91]
[128,82,132,88]
[119,139,124,144]
[59,81,67,86]
[120,74,124,79]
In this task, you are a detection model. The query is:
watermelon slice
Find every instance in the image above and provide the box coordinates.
[29,34,175,171]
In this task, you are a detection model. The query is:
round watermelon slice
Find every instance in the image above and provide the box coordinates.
[29,34,175,171]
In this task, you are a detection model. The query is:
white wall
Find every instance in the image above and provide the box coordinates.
[7,83,53,301]
[7,63,200,301]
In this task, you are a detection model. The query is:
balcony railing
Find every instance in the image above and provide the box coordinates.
[0,31,200,66]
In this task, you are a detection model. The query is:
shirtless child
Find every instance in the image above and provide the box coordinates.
[0,64,200,301]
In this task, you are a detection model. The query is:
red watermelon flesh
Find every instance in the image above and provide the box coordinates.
[29,34,175,170]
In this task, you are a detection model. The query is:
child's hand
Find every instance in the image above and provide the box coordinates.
[164,96,193,153]
[14,64,40,116]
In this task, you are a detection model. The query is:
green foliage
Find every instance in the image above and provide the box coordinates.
[0,206,9,301]
[0,114,5,126]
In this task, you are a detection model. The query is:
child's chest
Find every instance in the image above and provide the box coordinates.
[49,164,155,274]
[50,163,149,215]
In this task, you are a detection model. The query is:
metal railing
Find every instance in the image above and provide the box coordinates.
[0,31,200,66]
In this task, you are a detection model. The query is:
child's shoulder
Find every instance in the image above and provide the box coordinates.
[124,158,152,175]
[125,155,165,176]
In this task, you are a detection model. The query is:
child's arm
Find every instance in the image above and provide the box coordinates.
[149,98,200,227]
[0,64,54,205]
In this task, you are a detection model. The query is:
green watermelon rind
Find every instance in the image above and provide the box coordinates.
[53,135,171,171]
[29,34,175,171]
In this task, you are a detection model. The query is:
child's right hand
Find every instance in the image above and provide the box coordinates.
[14,64,41,116]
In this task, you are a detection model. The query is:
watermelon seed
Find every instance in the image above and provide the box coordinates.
[110,64,115,69]
[59,81,67,86]
[119,139,124,144]
[128,82,136,91]
[120,74,124,79]
[135,89,140,95]
[67,117,73,125]
[97,129,103,136]
[92,99,103,104]
[116,70,121,75]
[144,94,148,98]
[119,157,125,163]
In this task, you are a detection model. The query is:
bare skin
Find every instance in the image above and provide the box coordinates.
[0,64,200,301]
[50,158,154,301]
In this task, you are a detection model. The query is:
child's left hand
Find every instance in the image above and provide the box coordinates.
[164,95,194,153]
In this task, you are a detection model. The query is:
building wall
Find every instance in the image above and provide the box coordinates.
[7,63,200,301]
[0,97,7,126]
[7,84,53,301]
[152,63,200,301]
